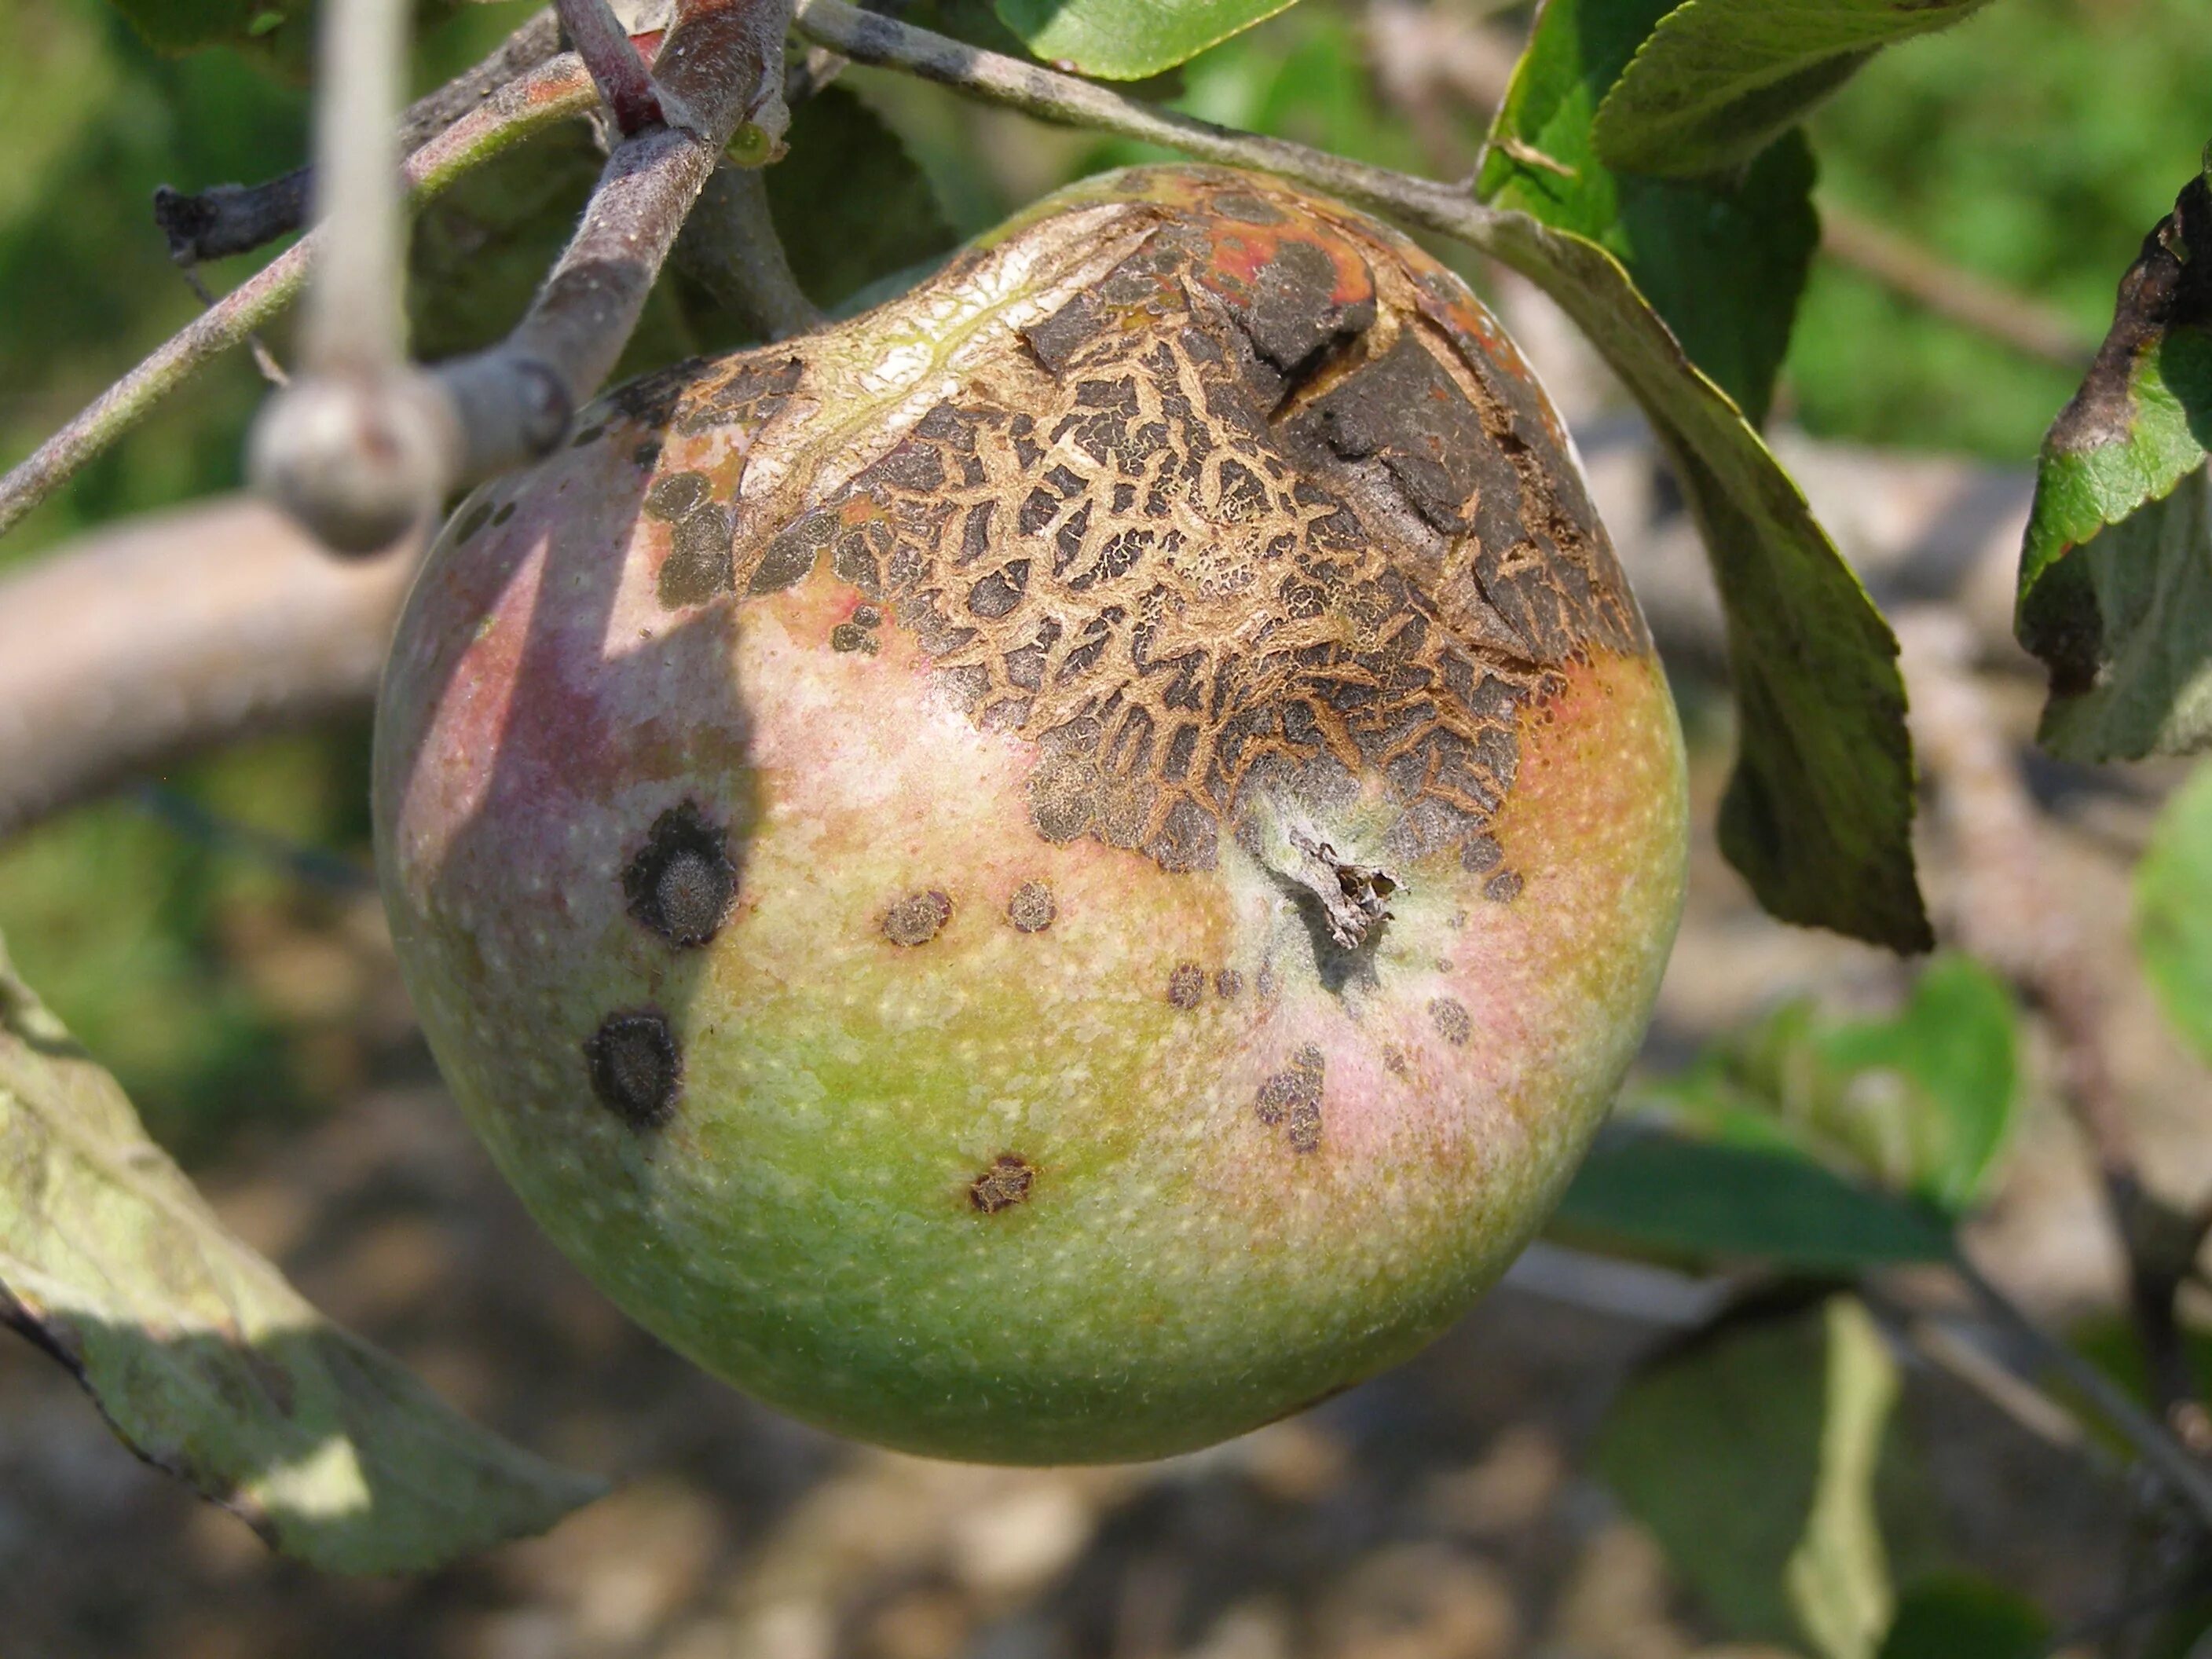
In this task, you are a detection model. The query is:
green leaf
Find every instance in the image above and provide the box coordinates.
[1477,210,1931,950]
[1597,1295,1906,1659]
[1657,954,2020,1213]
[1879,1574,2047,1659]
[1592,0,1994,178]
[0,933,601,1573]
[1554,1126,1954,1272]
[766,85,957,310]
[2137,761,2212,1066]
[2018,161,2212,761]
[992,0,1299,80]
[1475,0,1819,426]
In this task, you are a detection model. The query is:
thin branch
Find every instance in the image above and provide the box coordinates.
[152,9,563,268]
[675,162,825,339]
[1899,609,2204,1438]
[1955,1249,2212,1532]
[247,0,438,555]
[1823,206,2098,373]
[430,0,794,487]
[557,0,665,134]
[0,498,420,836]
[255,0,795,548]
[790,0,1489,233]
[0,52,602,543]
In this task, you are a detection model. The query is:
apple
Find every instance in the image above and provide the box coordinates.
[372,164,1686,1463]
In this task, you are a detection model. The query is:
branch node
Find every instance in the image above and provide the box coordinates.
[247,371,458,556]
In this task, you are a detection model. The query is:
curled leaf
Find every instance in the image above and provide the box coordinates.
[2017,159,2212,760]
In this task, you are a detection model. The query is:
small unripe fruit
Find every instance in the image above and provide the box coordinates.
[374,166,1686,1463]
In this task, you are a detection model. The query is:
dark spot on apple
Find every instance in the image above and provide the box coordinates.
[1007,881,1057,933]
[644,471,712,521]
[883,891,953,947]
[1166,962,1206,1009]
[1382,1045,1408,1075]
[830,621,877,654]
[1429,996,1472,1047]
[584,1010,682,1130]
[1460,834,1503,874]
[1255,1045,1325,1152]
[623,801,738,947]
[658,504,737,607]
[1485,870,1524,904]
[1215,968,1244,999]
[969,1153,1035,1214]
[453,501,493,544]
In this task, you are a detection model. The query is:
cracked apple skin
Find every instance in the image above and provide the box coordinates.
[373,165,1686,1464]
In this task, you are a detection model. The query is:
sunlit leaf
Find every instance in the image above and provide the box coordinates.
[2137,761,2212,1066]
[1476,0,1818,425]
[992,0,1298,79]
[1598,1296,1907,1659]
[1554,1126,1954,1272]
[1594,0,1995,178]
[0,933,601,1573]
[1476,210,1931,950]
[2018,159,2212,761]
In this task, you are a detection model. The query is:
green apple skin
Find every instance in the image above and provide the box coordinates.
[373,165,1686,1464]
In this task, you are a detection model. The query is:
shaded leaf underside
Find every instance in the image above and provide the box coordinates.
[0,936,599,1573]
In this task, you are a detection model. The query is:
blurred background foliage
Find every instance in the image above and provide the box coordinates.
[0,0,2203,1159]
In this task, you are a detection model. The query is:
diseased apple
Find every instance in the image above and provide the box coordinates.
[372,164,1687,1464]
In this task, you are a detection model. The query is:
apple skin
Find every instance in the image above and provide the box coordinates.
[373,165,1686,1464]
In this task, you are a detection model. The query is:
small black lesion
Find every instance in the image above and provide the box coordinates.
[1485,870,1525,904]
[883,890,953,947]
[1166,962,1207,1009]
[1007,881,1057,933]
[1254,1046,1326,1153]
[1429,996,1472,1047]
[623,801,739,948]
[584,1009,683,1131]
[969,1153,1036,1214]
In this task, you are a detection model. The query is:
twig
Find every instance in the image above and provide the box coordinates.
[245,0,437,555]
[0,52,602,543]
[1823,205,2098,372]
[558,0,665,134]
[131,786,378,894]
[1954,1250,2212,1531]
[675,162,826,339]
[0,498,420,835]
[151,9,563,268]
[1900,609,2205,1440]
[257,0,795,549]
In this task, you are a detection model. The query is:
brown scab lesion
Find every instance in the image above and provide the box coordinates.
[883,890,953,947]
[584,1009,683,1130]
[1429,996,1473,1048]
[1485,870,1525,904]
[1006,881,1057,933]
[831,603,883,655]
[969,1153,1036,1214]
[1254,1045,1326,1153]
[1166,962,1206,1009]
[623,801,739,948]
[1215,968,1244,999]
